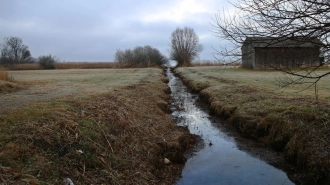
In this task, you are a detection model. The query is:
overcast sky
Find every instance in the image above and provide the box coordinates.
[0,0,234,62]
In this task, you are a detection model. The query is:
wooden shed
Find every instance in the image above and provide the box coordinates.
[241,37,324,69]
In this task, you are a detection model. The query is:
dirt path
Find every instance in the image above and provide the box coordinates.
[0,83,77,113]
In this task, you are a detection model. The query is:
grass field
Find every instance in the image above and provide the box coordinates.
[174,66,330,184]
[175,66,330,100]
[0,67,195,184]
[8,68,161,96]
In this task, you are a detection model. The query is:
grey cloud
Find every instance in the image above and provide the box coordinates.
[0,0,230,61]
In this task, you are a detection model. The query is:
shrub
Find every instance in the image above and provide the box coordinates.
[115,45,168,67]
[38,55,57,69]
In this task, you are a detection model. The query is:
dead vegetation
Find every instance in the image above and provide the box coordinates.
[174,67,330,184]
[0,66,10,81]
[4,62,160,71]
[0,80,23,94]
[0,66,23,93]
[0,68,196,184]
[192,60,241,67]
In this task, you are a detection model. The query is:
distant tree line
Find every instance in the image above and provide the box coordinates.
[0,36,58,69]
[115,45,168,67]
[1,37,168,69]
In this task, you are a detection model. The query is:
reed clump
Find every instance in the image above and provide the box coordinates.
[0,66,11,81]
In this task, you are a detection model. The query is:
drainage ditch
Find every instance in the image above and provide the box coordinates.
[167,68,296,185]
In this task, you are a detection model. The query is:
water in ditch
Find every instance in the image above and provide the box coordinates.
[166,68,295,185]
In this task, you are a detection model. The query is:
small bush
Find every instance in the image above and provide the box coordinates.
[38,55,57,70]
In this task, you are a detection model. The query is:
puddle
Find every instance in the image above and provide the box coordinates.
[166,68,295,185]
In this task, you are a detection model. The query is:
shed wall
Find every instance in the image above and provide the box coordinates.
[241,44,255,69]
[254,47,320,69]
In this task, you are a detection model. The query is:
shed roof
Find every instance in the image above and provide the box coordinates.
[242,37,324,48]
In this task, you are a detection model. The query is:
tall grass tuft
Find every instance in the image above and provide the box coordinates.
[0,66,11,81]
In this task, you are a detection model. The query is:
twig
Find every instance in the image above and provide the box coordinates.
[94,119,114,153]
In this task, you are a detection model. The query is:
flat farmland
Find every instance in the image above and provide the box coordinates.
[9,68,159,95]
[1,68,160,112]
[175,66,330,99]
[0,67,196,184]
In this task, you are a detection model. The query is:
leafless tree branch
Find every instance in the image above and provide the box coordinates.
[213,0,330,95]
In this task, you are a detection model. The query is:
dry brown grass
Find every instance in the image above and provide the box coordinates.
[8,68,165,97]
[0,67,23,94]
[0,66,11,81]
[0,81,23,94]
[0,68,196,184]
[54,62,118,69]
[7,63,41,70]
[174,67,330,184]
[192,60,223,66]
[192,60,241,67]
[5,62,151,71]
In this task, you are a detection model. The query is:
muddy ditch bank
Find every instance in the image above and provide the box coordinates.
[172,68,330,185]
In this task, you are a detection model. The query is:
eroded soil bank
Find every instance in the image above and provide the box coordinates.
[173,67,330,185]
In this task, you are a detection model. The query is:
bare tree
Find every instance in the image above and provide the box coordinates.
[213,0,330,91]
[115,49,134,66]
[169,27,203,67]
[1,37,32,65]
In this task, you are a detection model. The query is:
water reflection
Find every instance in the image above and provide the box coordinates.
[167,68,295,185]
